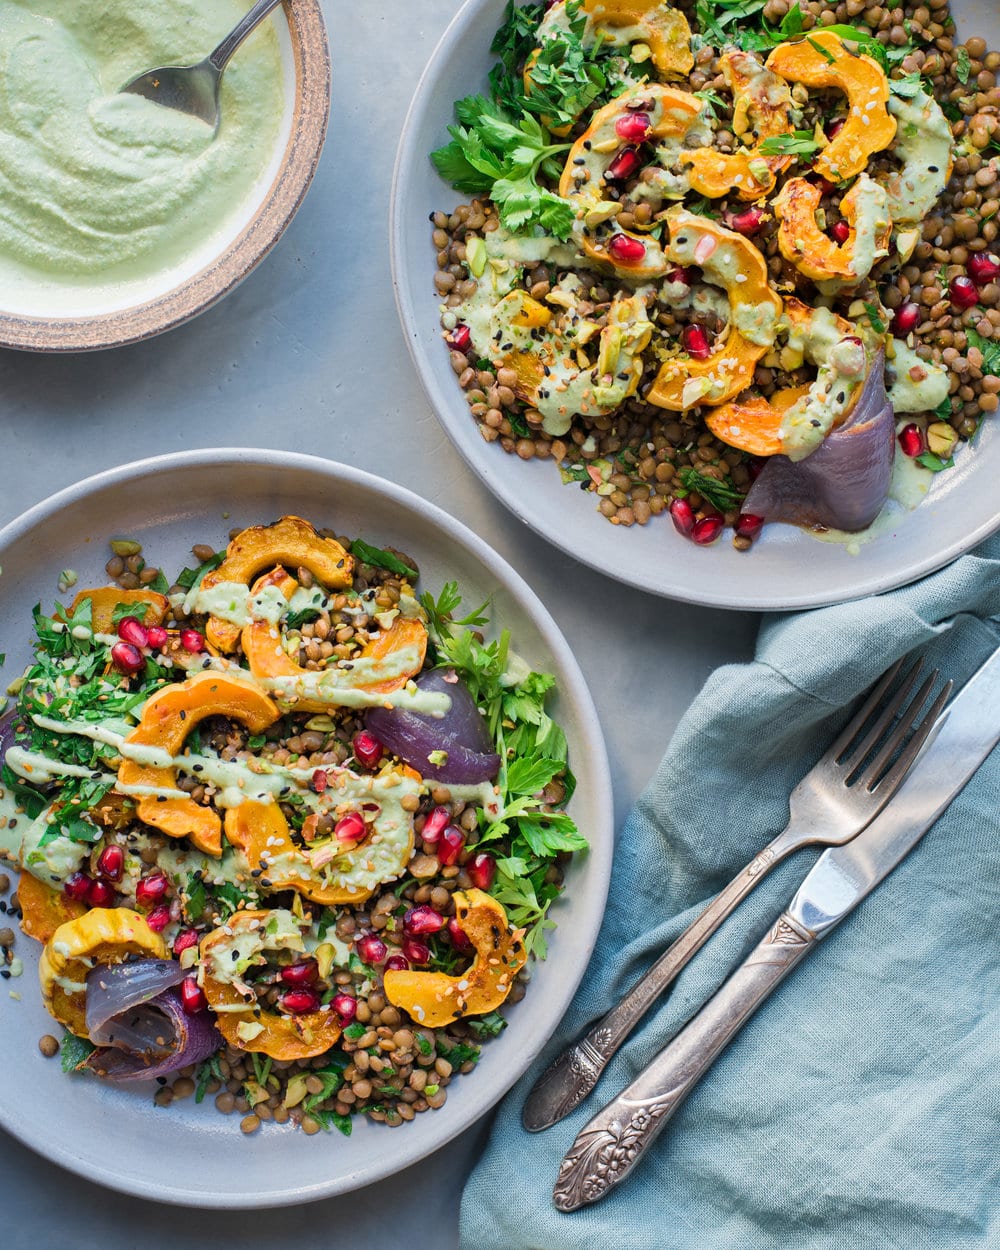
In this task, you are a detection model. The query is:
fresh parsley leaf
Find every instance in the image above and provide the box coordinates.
[916,451,955,472]
[184,874,207,922]
[194,1055,223,1103]
[344,1022,366,1040]
[174,551,224,591]
[60,1033,95,1073]
[863,302,887,335]
[966,328,1000,377]
[466,1010,508,1039]
[208,880,257,920]
[955,47,971,84]
[806,35,836,63]
[758,130,822,158]
[695,0,768,46]
[933,396,954,421]
[693,88,729,118]
[349,539,418,580]
[284,607,321,630]
[890,71,925,99]
[676,467,744,513]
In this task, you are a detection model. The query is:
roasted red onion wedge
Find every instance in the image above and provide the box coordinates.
[85,958,187,1039]
[366,668,500,784]
[744,350,894,532]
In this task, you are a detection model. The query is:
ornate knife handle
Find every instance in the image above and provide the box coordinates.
[552,912,818,1212]
[523,833,799,1132]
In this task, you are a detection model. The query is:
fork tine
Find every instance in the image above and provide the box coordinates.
[850,667,938,787]
[821,657,907,764]
[834,657,924,769]
[864,677,953,794]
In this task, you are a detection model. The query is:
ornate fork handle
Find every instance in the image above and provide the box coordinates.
[552,912,818,1212]
[523,829,802,1131]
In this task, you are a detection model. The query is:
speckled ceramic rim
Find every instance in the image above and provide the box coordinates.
[0,448,614,1207]
[0,3,330,354]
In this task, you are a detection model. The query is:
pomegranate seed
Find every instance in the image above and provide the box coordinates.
[96,844,124,882]
[950,275,980,310]
[116,616,149,648]
[280,959,318,987]
[437,824,466,866]
[735,513,764,540]
[605,145,643,182]
[86,878,115,906]
[726,207,765,237]
[135,871,169,907]
[355,932,387,964]
[281,989,320,1015]
[682,324,710,360]
[404,905,446,936]
[334,811,367,846]
[666,265,697,287]
[173,928,200,955]
[384,954,410,971]
[402,936,432,964]
[145,904,171,932]
[64,872,92,902]
[898,423,924,457]
[748,458,765,481]
[692,516,725,546]
[111,641,143,676]
[420,806,451,845]
[179,628,204,653]
[830,220,850,244]
[814,176,838,197]
[607,233,646,264]
[615,111,651,141]
[145,625,168,649]
[967,252,1000,286]
[670,498,695,536]
[448,918,473,952]
[446,323,472,353]
[180,977,206,1014]
[468,852,496,891]
[827,117,846,138]
[333,993,357,1023]
[352,729,384,770]
[890,302,921,336]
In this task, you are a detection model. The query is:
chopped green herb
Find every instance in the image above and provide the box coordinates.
[759,130,822,159]
[916,452,955,472]
[676,467,744,514]
[955,47,971,84]
[806,35,836,63]
[60,1033,95,1073]
[174,551,224,591]
[344,1021,367,1040]
[349,539,418,580]
[966,328,1000,377]
[863,303,886,335]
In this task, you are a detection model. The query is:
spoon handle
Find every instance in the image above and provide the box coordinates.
[210,0,286,71]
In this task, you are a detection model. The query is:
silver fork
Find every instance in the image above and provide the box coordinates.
[522,657,945,1132]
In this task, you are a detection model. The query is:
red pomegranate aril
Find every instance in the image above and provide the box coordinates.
[448,918,473,952]
[353,729,384,770]
[179,628,204,654]
[830,220,850,244]
[135,871,169,907]
[898,423,924,457]
[96,844,125,882]
[607,233,646,264]
[605,145,643,182]
[735,513,764,540]
[669,498,695,536]
[401,936,432,964]
[404,905,446,936]
[967,252,1000,286]
[180,977,206,1014]
[280,959,319,987]
[87,878,115,907]
[281,989,320,1015]
[692,516,725,546]
[173,928,200,955]
[145,904,171,932]
[116,616,149,649]
[145,625,168,650]
[615,111,651,141]
[827,117,846,138]
[950,275,979,310]
[111,641,144,676]
[356,933,388,964]
[666,265,697,287]
[384,954,410,972]
[437,824,466,866]
[420,806,451,845]
[64,872,92,902]
[727,207,765,237]
[814,176,838,197]
[334,811,367,846]
[468,852,496,891]
[682,324,710,360]
[890,302,921,336]
[446,323,472,353]
[333,993,358,1023]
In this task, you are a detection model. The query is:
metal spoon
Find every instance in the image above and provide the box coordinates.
[120,0,285,130]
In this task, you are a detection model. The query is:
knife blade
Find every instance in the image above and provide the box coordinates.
[552,645,1000,1213]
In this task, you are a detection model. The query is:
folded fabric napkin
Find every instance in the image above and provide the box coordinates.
[460,534,1000,1250]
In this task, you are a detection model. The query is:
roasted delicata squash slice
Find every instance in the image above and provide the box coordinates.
[773,173,891,287]
[68,588,169,635]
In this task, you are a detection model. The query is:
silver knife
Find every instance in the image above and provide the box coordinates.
[552,645,1000,1213]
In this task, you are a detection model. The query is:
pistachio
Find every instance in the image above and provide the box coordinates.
[465,236,487,278]
[584,200,622,229]
[109,538,142,558]
[926,421,958,457]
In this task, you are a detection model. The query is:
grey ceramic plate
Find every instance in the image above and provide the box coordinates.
[390,0,1000,610]
[0,449,612,1207]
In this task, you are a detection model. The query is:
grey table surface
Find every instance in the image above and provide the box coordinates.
[0,2,757,1245]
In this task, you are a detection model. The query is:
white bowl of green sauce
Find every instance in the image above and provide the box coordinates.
[0,0,330,352]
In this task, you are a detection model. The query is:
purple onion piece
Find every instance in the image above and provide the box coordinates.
[85,987,221,1082]
[85,958,187,1038]
[365,669,500,783]
[744,350,895,532]
[0,707,17,765]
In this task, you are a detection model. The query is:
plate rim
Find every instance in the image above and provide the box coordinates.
[0,447,614,1207]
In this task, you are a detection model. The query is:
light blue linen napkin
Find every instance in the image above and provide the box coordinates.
[460,535,1000,1250]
